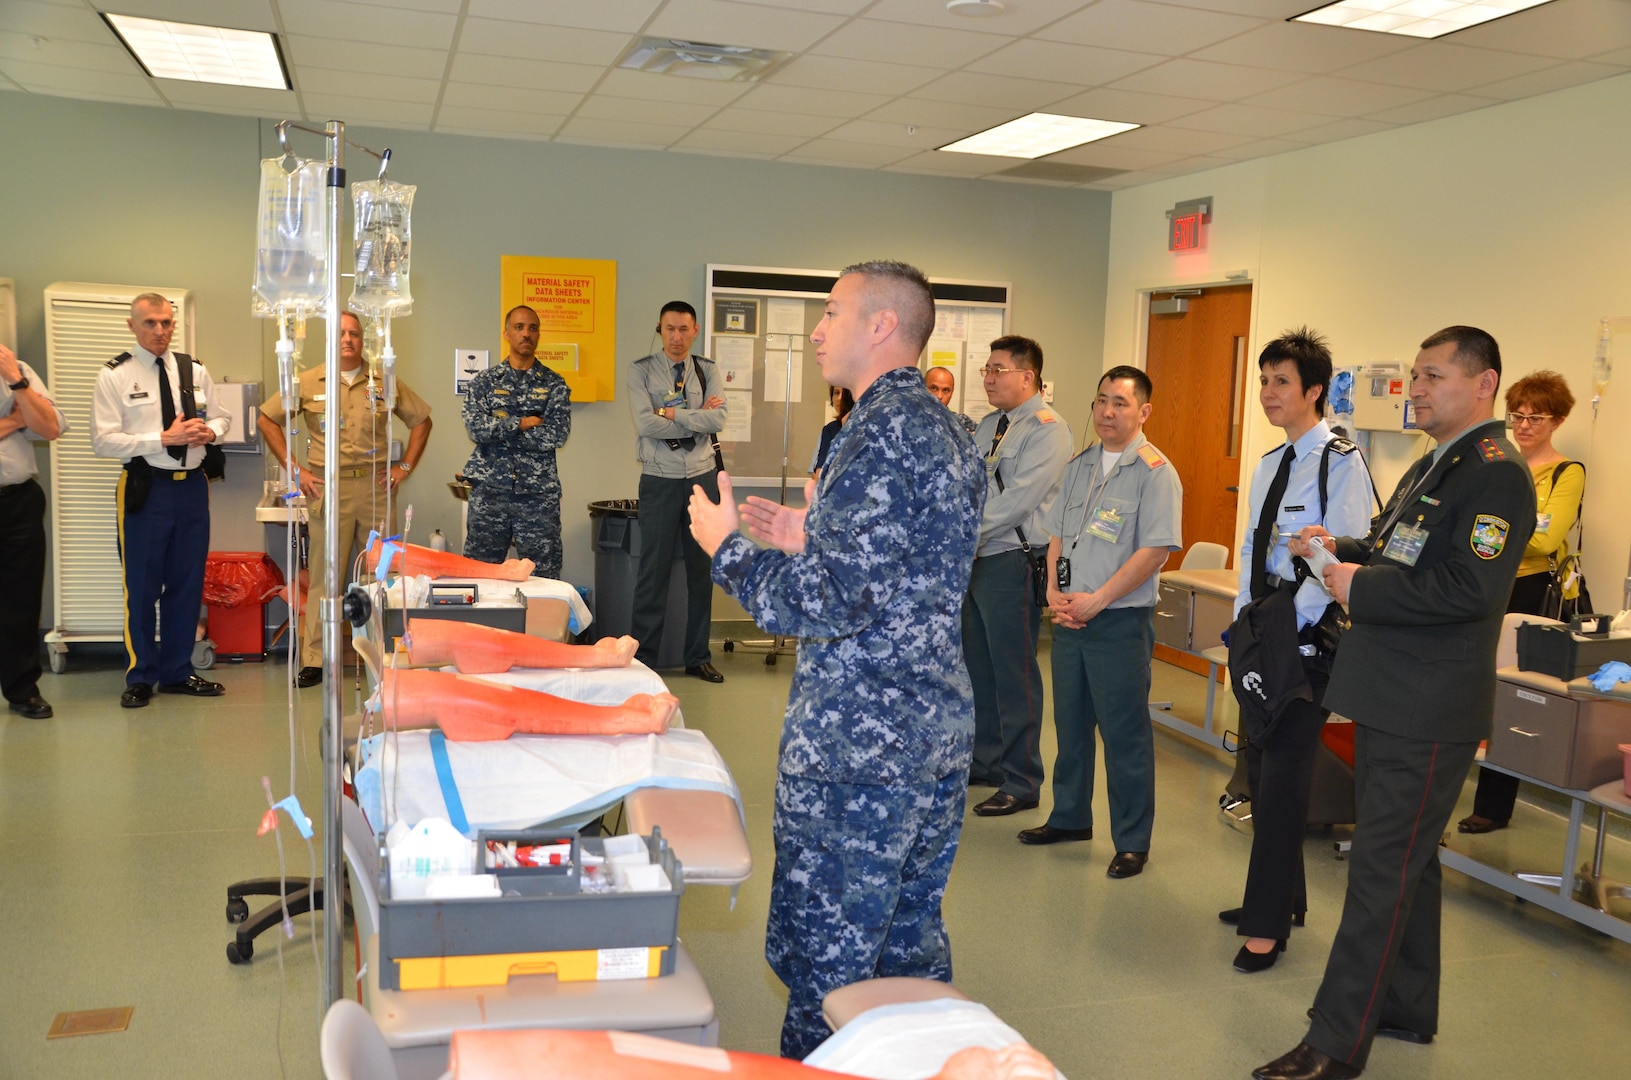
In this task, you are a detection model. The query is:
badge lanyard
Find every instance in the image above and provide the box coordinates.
[1064,453,1120,564]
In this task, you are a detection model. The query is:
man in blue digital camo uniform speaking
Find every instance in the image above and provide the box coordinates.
[688,261,985,1059]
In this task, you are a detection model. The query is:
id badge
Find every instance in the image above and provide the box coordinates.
[1382,522,1429,566]
[1086,506,1125,543]
[662,390,685,409]
[1536,511,1552,532]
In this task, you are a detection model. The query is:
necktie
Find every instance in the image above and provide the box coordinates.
[989,413,1010,456]
[673,363,687,395]
[1251,445,1294,599]
[157,356,185,463]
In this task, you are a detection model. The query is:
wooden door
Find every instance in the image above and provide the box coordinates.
[1141,284,1252,572]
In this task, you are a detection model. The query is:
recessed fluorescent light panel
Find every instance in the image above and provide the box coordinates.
[938,113,1140,159]
[1293,0,1554,39]
[103,12,290,89]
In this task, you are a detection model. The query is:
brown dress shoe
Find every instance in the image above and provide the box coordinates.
[972,792,1039,817]
[1253,1043,1362,1080]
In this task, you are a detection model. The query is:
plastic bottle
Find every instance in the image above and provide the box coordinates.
[429,529,448,552]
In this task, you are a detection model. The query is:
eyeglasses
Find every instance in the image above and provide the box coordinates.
[1506,413,1553,427]
[978,365,1027,378]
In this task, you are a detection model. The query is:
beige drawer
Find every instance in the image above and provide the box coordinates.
[1154,583,1193,651]
[1192,592,1234,654]
[1488,681,1631,789]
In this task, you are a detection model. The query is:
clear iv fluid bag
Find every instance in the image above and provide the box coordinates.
[350,179,415,318]
[252,157,330,316]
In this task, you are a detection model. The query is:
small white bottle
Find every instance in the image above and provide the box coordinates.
[428,528,448,552]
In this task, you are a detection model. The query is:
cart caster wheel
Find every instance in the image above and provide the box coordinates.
[227,940,252,964]
[765,653,777,667]
[723,641,735,653]
[226,898,249,924]
[193,641,216,670]
[49,650,66,674]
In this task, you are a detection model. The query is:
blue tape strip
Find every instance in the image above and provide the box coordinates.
[428,730,470,837]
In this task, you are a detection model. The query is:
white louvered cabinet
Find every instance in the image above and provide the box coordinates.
[44,283,193,672]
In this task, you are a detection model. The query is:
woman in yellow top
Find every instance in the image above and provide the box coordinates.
[1459,370,1583,833]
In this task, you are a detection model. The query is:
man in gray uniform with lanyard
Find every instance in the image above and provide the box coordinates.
[626,301,727,682]
[1257,327,1534,1080]
[964,336,1073,816]
[1021,365,1181,879]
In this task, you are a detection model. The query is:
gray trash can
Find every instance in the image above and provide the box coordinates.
[589,500,686,670]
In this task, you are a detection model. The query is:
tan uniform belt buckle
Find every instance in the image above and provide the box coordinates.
[171,470,189,481]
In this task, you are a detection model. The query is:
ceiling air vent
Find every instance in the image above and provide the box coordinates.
[617,38,791,81]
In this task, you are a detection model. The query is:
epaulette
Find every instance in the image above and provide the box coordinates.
[1476,437,1507,463]
[1260,442,1289,459]
[1137,444,1167,469]
[107,352,133,368]
[1326,436,1357,456]
[1036,409,1058,424]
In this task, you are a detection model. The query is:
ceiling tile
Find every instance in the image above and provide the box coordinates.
[702,106,845,137]
[1204,136,1311,160]
[1044,143,1186,170]
[1187,21,1417,74]
[726,0,873,14]
[0,0,119,43]
[671,127,811,156]
[555,115,692,147]
[909,70,1085,111]
[1335,43,1558,93]
[595,69,754,106]
[0,57,156,96]
[768,54,944,96]
[296,66,441,104]
[1083,169,1170,189]
[574,94,720,126]
[301,93,435,127]
[1469,59,1627,100]
[969,39,1166,87]
[1241,77,1436,118]
[447,54,602,92]
[821,118,966,149]
[810,17,1011,67]
[456,18,633,65]
[1450,0,1631,60]
[1287,116,1396,145]
[733,81,892,116]
[465,0,662,33]
[862,97,1020,132]
[433,106,565,137]
[1167,103,1331,137]
[277,0,457,50]
[1104,124,1255,154]
[884,150,1012,177]
[778,138,919,166]
[439,82,582,115]
[1046,86,1216,124]
[1152,0,1313,15]
[1363,93,1498,126]
[1108,58,1307,101]
[156,80,294,111]
[646,0,846,53]
[0,32,138,74]
[1589,45,1631,65]
[862,0,1094,36]
[1037,0,1268,56]
[110,1,280,32]
[283,35,449,81]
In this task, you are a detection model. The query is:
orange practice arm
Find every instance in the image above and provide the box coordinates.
[449,1029,1056,1080]
[374,667,677,742]
[365,537,535,581]
[405,618,638,674]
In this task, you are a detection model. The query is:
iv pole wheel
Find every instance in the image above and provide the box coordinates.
[48,649,66,674]
[226,939,253,964]
[194,640,216,670]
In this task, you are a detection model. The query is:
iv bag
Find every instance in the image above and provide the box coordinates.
[252,157,330,317]
[350,179,415,319]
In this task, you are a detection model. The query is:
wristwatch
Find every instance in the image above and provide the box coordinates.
[6,376,27,391]
[398,461,413,472]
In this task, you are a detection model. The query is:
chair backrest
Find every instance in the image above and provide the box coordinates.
[320,998,398,1080]
[1497,611,1564,670]
[1181,542,1229,571]
[340,797,381,946]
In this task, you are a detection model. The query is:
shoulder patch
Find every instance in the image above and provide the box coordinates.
[1326,437,1357,456]
[1471,514,1510,559]
[107,352,133,368]
[1036,410,1058,424]
[1477,437,1507,462]
[1137,444,1167,469]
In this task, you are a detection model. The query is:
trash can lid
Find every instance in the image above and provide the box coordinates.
[588,499,639,517]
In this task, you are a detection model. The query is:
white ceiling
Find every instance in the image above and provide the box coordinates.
[3,0,1629,189]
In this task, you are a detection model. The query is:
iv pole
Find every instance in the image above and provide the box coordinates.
[320,118,346,1008]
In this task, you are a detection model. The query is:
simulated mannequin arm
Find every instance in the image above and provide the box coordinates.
[405,619,637,674]
[365,537,535,581]
[371,667,677,741]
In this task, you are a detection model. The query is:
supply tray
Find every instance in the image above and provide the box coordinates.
[1517,623,1631,681]
[377,828,684,991]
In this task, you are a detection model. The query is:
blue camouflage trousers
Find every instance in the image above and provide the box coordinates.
[767,769,966,1059]
[463,482,562,579]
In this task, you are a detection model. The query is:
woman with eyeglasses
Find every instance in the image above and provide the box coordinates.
[1458,369,1582,834]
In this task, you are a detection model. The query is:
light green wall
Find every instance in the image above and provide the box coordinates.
[2,92,1111,604]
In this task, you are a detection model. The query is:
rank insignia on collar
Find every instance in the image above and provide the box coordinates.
[1477,438,1507,462]
[1470,514,1509,560]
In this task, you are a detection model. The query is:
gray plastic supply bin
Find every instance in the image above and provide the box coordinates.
[589,500,686,670]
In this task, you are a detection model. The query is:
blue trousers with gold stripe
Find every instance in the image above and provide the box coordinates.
[118,467,209,686]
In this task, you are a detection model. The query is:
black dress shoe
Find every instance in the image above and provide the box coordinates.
[121,683,154,709]
[1106,851,1148,878]
[295,666,322,688]
[1018,823,1093,845]
[1253,1042,1362,1080]
[1220,907,1306,928]
[1232,939,1286,972]
[8,696,53,719]
[1456,814,1507,834]
[972,792,1038,817]
[158,675,225,697]
[685,663,725,683]
[1375,1022,1433,1045]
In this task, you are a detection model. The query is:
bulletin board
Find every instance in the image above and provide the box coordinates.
[703,264,1011,488]
[499,255,617,401]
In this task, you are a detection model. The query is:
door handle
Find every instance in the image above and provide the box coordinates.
[1225,486,1239,493]
[1507,727,1541,738]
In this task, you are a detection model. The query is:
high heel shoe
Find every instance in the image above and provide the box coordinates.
[1233,939,1286,973]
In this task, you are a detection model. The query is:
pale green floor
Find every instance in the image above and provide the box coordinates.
[3,640,1630,1079]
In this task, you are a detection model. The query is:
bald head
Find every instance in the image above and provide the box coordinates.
[925,367,955,407]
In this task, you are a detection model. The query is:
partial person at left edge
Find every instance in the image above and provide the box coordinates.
[92,294,229,708]
[0,343,66,719]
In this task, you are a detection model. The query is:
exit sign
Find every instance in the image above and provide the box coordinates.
[1166,196,1212,252]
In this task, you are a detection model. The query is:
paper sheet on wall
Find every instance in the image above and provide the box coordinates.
[965,396,997,425]
[934,308,967,342]
[454,348,489,396]
[766,298,805,336]
[719,391,753,442]
[763,343,803,404]
[967,309,1005,354]
[712,336,755,391]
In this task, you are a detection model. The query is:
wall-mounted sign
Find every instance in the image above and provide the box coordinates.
[1166,197,1213,252]
[500,255,617,401]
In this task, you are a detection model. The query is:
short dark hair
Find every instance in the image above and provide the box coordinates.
[504,304,538,326]
[1506,370,1574,420]
[832,387,855,419]
[1100,364,1152,403]
[989,335,1044,380]
[1258,326,1333,414]
[659,301,697,324]
[1421,325,1502,387]
[840,260,935,354]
